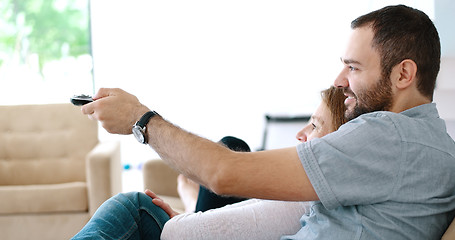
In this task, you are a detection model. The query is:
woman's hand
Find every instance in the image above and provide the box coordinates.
[145,189,180,218]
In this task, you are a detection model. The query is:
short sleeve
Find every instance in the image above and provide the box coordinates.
[298,113,404,210]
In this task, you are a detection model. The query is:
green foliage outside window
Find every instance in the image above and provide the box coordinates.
[0,0,90,73]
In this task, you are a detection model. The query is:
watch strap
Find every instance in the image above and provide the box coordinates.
[137,111,158,128]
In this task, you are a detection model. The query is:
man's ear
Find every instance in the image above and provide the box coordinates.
[392,59,417,90]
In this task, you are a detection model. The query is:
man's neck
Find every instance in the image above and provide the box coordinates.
[390,90,431,113]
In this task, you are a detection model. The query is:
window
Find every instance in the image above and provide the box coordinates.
[0,0,92,105]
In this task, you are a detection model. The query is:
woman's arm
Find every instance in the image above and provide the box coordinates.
[161,199,309,240]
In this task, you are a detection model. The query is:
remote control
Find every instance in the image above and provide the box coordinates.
[70,94,93,106]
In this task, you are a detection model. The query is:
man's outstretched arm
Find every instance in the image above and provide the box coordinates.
[81,88,318,201]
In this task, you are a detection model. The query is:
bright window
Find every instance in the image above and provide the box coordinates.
[0,0,92,105]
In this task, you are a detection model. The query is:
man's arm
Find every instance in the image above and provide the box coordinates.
[81,88,318,201]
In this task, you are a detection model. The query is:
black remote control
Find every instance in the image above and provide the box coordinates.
[70,94,93,106]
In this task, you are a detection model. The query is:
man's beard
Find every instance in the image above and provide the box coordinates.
[344,76,393,121]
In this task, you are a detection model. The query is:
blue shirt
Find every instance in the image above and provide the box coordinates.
[283,103,455,240]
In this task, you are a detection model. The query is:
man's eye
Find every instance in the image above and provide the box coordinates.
[312,123,317,129]
[349,66,357,71]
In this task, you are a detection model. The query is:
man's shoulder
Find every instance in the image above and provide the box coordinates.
[339,111,398,136]
[347,104,440,133]
[338,105,450,144]
[349,105,455,157]
[352,103,438,120]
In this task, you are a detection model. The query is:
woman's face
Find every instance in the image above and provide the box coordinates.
[296,102,334,142]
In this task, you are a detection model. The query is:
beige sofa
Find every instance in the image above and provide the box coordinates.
[143,158,455,239]
[0,103,122,240]
[143,158,185,213]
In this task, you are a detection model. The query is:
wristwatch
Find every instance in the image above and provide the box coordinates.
[132,111,159,144]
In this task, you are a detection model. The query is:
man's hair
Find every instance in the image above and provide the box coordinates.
[351,5,440,100]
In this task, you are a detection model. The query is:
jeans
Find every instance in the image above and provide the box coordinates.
[72,192,170,240]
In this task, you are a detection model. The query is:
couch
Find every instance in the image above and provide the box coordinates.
[143,158,185,213]
[0,103,122,240]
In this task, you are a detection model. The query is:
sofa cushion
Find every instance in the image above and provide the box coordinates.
[0,182,88,214]
[0,159,85,185]
[0,104,98,185]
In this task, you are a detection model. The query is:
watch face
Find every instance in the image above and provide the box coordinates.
[132,125,145,143]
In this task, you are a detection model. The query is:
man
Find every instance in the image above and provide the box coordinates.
[81,5,455,239]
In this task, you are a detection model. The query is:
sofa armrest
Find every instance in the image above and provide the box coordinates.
[86,141,122,216]
[143,159,179,198]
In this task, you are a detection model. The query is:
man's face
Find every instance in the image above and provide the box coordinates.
[334,26,393,121]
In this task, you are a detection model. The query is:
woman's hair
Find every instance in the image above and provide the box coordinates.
[321,86,347,131]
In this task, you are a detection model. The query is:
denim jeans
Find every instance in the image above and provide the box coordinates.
[72,192,170,240]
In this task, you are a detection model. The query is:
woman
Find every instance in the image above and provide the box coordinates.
[72,86,347,240]
[176,84,346,212]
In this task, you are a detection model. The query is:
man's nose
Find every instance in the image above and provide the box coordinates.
[334,67,349,88]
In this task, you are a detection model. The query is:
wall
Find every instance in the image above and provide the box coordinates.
[90,1,356,164]
[90,1,453,166]
[434,0,455,139]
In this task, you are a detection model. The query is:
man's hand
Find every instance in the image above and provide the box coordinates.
[145,189,180,218]
[81,88,150,134]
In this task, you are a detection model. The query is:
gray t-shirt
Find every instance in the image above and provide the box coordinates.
[284,103,455,240]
